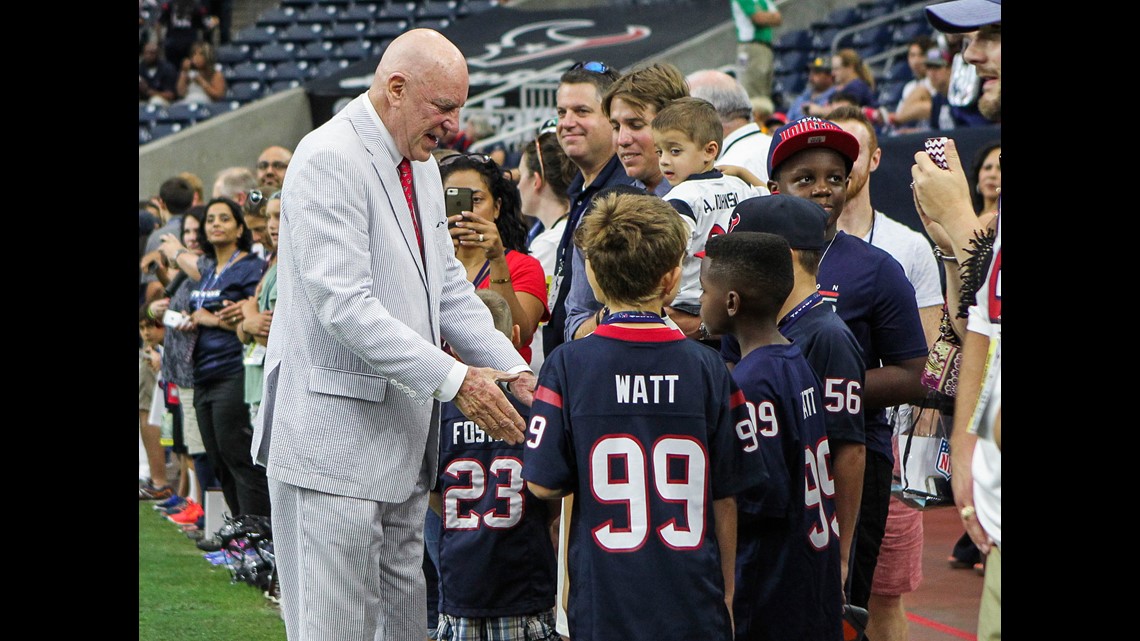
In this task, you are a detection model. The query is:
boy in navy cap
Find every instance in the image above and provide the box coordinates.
[729,116,929,613]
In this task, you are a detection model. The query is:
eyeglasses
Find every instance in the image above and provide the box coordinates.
[570,61,611,74]
[257,160,289,171]
[438,152,496,168]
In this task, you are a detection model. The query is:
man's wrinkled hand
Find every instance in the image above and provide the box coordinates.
[453,367,526,444]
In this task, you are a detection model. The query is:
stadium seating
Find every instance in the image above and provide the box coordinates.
[253,42,298,63]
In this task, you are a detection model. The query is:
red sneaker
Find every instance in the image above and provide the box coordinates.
[167,500,204,525]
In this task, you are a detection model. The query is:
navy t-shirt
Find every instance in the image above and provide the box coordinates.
[191,252,265,385]
[435,397,556,618]
[524,323,760,641]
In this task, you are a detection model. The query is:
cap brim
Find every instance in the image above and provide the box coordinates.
[925,0,1001,33]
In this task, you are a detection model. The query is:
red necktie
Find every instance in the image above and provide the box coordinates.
[397,158,423,250]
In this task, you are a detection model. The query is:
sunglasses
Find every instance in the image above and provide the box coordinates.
[257,160,289,171]
[438,152,496,168]
[570,61,611,74]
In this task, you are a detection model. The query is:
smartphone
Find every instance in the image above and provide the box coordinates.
[445,187,473,228]
[163,309,186,328]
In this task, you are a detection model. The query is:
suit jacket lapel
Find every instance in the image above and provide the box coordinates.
[347,96,429,289]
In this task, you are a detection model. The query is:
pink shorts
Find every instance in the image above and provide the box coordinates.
[870,495,923,596]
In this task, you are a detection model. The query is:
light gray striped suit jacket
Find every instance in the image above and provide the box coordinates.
[253,93,527,504]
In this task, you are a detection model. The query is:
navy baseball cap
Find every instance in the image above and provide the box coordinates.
[926,0,1001,33]
[727,194,828,250]
[767,116,860,178]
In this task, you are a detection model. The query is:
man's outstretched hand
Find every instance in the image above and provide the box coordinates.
[452,367,528,444]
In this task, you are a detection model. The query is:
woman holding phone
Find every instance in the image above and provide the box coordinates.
[439,153,549,364]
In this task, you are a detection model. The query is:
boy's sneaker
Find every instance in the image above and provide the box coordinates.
[139,484,174,501]
[153,494,184,511]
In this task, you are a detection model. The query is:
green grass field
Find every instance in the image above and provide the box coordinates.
[138,503,287,641]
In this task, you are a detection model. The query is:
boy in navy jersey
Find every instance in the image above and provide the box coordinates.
[699,232,843,641]
[431,289,561,641]
[651,97,760,338]
[523,192,760,641]
[724,195,866,592]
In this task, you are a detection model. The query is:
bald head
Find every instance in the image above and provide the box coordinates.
[368,29,469,161]
[686,69,753,134]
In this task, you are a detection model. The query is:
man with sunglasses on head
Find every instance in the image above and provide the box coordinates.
[543,60,638,357]
[255,145,292,193]
[254,29,536,641]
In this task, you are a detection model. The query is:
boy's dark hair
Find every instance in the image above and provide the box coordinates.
[703,232,793,318]
[796,248,823,276]
[651,97,724,152]
[159,176,195,215]
[559,62,621,102]
[140,303,163,327]
[602,62,689,119]
[573,191,688,306]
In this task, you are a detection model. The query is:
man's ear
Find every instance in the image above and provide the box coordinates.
[767,180,780,194]
[386,72,407,105]
[511,324,521,348]
[869,146,882,173]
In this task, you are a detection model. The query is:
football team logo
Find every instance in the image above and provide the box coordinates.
[725,211,741,233]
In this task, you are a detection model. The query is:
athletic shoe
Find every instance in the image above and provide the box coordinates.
[139,484,174,501]
[153,494,184,511]
[167,500,204,525]
[157,499,189,516]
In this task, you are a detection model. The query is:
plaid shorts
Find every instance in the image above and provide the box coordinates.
[436,609,559,641]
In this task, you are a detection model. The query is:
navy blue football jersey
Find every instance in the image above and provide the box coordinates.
[783,302,866,447]
[729,342,843,641]
[436,397,557,618]
[723,232,926,461]
[523,323,762,641]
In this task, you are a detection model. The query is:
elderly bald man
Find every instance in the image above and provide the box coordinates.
[254,29,537,641]
[687,68,773,190]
